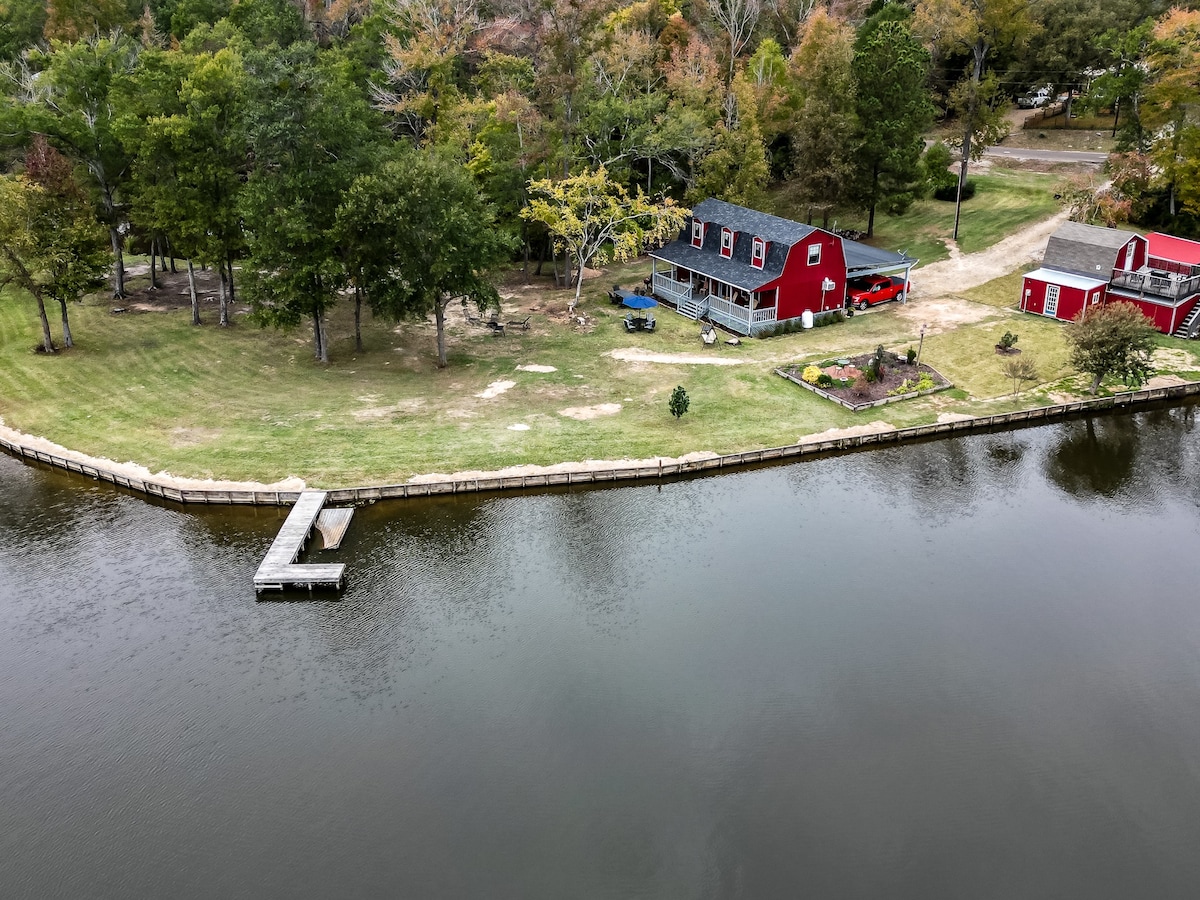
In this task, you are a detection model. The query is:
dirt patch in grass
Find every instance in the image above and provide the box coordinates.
[894,298,997,334]
[516,364,557,373]
[1152,348,1195,371]
[477,380,516,399]
[608,348,745,365]
[559,402,622,420]
[354,399,427,420]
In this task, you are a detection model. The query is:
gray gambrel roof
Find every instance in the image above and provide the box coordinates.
[689,198,817,246]
[1043,221,1138,278]
[651,199,913,289]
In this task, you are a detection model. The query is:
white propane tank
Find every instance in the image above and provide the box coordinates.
[801,309,814,329]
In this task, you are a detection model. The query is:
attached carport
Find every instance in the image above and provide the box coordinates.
[842,238,917,284]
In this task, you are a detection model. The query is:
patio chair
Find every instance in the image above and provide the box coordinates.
[644,315,656,332]
[701,324,717,346]
[485,320,505,335]
[624,313,637,333]
[506,316,531,330]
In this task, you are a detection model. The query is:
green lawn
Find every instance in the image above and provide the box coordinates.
[768,167,1062,266]
[5,206,1199,487]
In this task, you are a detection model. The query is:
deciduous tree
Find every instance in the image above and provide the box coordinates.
[1065,301,1157,394]
[914,0,1035,239]
[0,140,109,352]
[522,166,687,310]
[339,151,513,368]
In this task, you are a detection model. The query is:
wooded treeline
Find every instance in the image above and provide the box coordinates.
[0,0,1192,363]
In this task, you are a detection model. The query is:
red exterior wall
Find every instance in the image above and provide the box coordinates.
[1117,235,1147,272]
[1020,277,1100,322]
[761,230,847,320]
[1113,294,1194,333]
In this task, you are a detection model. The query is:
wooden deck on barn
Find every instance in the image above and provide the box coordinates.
[254,491,346,593]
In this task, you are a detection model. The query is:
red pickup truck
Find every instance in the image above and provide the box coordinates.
[846,275,908,310]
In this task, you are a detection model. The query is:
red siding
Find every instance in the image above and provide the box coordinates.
[1020,277,1100,322]
[1113,295,1185,333]
[760,232,846,320]
[1117,235,1146,272]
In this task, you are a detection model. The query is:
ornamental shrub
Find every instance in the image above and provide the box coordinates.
[802,365,822,384]
[816,373,834,387]
[906,347,917,364]
[668,385,690,419]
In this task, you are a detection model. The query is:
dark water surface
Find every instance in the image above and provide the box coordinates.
[3,408,1200,899]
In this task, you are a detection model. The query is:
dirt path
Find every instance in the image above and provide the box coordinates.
[909,209,1070,300]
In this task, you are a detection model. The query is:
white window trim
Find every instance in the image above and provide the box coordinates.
[807,243,821,266]
[720,228,734,258]
[751,237,766,269]
[691,220,704,248]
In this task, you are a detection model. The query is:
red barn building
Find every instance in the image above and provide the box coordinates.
[649,199,915,335]
[1022,221,1200,337]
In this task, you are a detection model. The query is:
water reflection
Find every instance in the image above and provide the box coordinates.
[4,408,1200,899]
[1045,404,1200,507]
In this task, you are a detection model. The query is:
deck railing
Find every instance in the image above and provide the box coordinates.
[652,272,692,304]
[1111,268,1200,301]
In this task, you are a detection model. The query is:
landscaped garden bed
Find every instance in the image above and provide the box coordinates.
[778,347,952,411]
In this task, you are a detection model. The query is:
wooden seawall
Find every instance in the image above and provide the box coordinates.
[4,381,1200,506]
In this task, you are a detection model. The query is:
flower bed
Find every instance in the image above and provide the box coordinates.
[779,351,952,411]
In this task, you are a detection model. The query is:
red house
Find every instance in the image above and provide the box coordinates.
[649,199,916,335]
[1022,221,1200,337]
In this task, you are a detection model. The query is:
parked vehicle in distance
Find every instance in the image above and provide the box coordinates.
[1017,86,1053,109]
[846,274,908,310]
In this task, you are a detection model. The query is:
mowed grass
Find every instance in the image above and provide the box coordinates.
[769,167,1062,265]
[5,206,1198,487]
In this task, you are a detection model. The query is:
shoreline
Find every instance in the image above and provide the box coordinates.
[5,383,1199,506]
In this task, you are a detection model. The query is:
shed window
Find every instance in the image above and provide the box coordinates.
[691,220,704,248]
[720,228,734,258]
[751,237,766,269]
[807,243,821,266]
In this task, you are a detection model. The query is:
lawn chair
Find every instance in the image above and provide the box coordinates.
[485,320,505,335]
[624,312,637,333]
[644,314,656,332]
[701,324,717,346]
[506,316,531,331]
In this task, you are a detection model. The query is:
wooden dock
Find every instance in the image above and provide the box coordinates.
[253,491,346,593]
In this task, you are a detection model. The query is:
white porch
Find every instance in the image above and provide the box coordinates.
[651,263,777,335]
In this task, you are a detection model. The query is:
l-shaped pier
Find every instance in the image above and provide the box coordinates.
[254,491,347,593]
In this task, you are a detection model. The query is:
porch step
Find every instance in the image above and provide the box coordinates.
[1173,300,1200,338]
[677,296,709,320]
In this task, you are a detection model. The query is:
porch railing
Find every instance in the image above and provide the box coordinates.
[701,295,777,335]
[652,272,692,304]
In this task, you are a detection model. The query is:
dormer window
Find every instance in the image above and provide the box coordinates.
[691,220,704,248]
[807,243,821,266]
[720,227,734,258]
[751,237,766,269]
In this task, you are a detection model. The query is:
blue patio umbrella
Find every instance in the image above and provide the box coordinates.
[621,294,658,310]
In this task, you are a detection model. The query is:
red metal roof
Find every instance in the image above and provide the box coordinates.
[1147,232,1200,265]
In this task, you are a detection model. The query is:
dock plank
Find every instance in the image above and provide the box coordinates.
[315,507,354,550]
[254,491,346,592]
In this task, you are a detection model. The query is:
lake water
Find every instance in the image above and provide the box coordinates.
[2,407,1200,899]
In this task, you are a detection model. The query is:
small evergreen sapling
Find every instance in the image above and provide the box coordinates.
[668,385,690,419]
